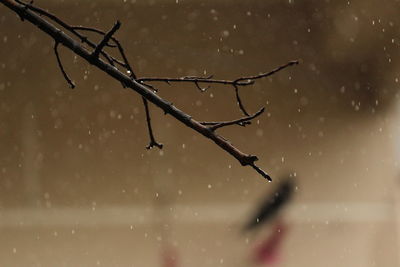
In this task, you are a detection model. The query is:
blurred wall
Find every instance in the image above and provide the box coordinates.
[1,0,400,266]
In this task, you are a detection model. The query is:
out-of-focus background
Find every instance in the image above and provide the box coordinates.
[1,0,400,266]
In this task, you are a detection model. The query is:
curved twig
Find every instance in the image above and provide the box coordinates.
[54,42,75,88]
[234,85,250,116]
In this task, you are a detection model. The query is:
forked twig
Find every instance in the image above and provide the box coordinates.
[138,61,298,116]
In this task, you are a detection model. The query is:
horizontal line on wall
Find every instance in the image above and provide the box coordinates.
[0,202,395,227]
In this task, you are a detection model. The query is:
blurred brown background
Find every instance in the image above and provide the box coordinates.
[1,0,400,266]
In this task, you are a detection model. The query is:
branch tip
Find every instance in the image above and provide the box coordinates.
[146,142,163,150]
[251,164,272,182]
[234,60,299,85]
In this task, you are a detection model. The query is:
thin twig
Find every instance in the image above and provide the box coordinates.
[233,85,249,116]
[113,38,136,79]
[251,164,272,181]
[92,21,121,58]
[137,76,253,86]
[71,26,117,47]
[234,60,299,83]
[194,81,209,92]
[142,97,163,149]
[138,61,299,116]
[137,60,298,87]
[54,42,75,88]
[140,82,158,92]
[201,107,265,131]
[201,121,251,127]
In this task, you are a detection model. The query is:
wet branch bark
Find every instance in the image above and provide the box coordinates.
[0,0,298,181]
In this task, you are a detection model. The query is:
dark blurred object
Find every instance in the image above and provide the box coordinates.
[243,178,294,231]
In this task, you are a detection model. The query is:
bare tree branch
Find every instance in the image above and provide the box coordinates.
[13,0,159,158]
[0,0,298,181]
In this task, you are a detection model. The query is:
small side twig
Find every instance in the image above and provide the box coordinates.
[71,26,117,47]
[140,82,158,92]
[54,42,75,88]
[233,60,299,83]
[234,84,249,116]
[201,107,265,131]
[137,61,298,88]
[142,97,163,150]
[194,81,210,92]
[113,38,136,79]
[91,21,121,59]
[137,76,253,86]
